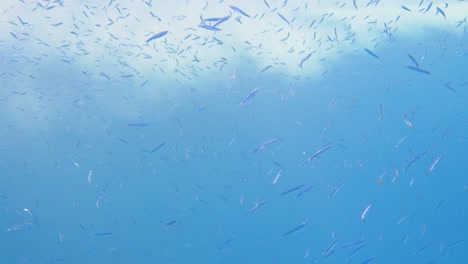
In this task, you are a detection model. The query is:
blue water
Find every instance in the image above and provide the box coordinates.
[1,1,467,263]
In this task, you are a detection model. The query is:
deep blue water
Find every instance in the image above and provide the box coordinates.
[1,1,467,263]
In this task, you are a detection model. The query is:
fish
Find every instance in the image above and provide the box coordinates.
[213,15,231,27]
[436,7,446,18]
[340,239,365,250]
[146,31,168,43]
[407,53,419,67]
[204,17,223,22]
[298,52,313,68]
[240,87,259,106]
[391,165,399,183]
[401,6,411,12]
[218,235,236,252]
[252,137,279,153]
[271,170,282,186]
[259,65,272,74]
[402,113,415,134]
[283,218,307,237]
[377,103,384,122]
[148,142,166,154]
[229,5,250,18]
[213,37,223,45]
[323,237,342,257]
[361,204,372,221]
[300,143,332,167]
[404,150,427,172]
[360,256,377,264]
[328,96,342,110]
[90,232,114,237]
[100,72,111,80]
[426,155,443,175]
[281,184,305,195]
[364,48,379,59]
[127,123,148,127]
[10,32,19,39]
[444,83,457,92]
[87,170,93,185]
[406,65,431,75]
[198,24,222,31]
[280,32,290,42]
[347,245,366,260]
[90,232,113,237]
[246,200,267,215]
[17,16,29,25]
[277,13,290,24]
[296,183,317,198]
[161,220,182,229]
[423,2,433,13]
[447,239,464,249]
[383,23,393,37]
[7,223,33,232]
[329,181,344,199]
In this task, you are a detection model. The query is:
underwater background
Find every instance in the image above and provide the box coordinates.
[0,0,467,263]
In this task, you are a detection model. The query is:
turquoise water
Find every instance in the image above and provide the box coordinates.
[1,1,467,263]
